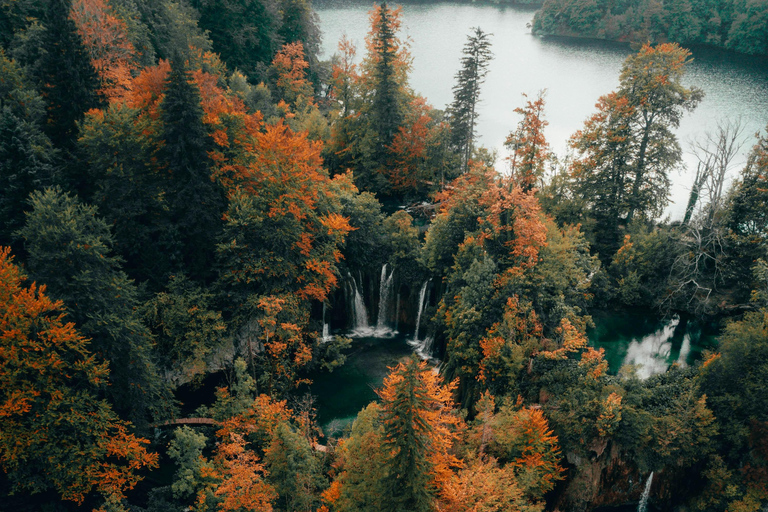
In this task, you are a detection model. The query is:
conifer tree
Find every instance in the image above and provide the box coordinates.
[37,0,102,154]
[447,27,493,173]
[0,50,56,250]
[18,187,169,425]
[378,358,460,512]
[159,52,224,282]
[371,3,403,164]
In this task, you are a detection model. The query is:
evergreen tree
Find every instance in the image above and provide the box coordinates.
[447,27,493,173]
[37,0,102,155]
[378,358,460,512]
[0,50,56,250]
[370,3,405,169]
[18,187,170,426]
[159,52,224,282]
[190,0,280,80]
[264,421,325,511]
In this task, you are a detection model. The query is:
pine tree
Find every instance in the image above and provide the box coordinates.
[447,27,493,173]
[18,187,170,426]
[0,50,56,250]
[38,0,102,153]
[378,358,460,512]
[159,52,224,282]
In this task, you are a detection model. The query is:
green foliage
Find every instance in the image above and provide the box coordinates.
[0,49,56,249]
[265,421,325,511]
[143,273,228,386]
[190,0,280,81]
[702,309,768,456]
[334,403,388,512]
[18,187,170,425]
[447,27,493,173]
[78,103,167,284]
[378,359,440,512]
[168,426,214,501]
[532,0,768,56]
[0,247,157,506]
[159,53,224,282]
[37,0,102,154]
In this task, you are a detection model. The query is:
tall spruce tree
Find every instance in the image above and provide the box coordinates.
[447,27,493,173]
[0,50,56,251]
[377,358,459,512]
[37,0,102,153]
[370,3,404,169]
[159,53,224,282]
[18,188,170,426]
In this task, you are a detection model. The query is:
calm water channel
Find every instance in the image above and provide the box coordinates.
[309,313,711,432]
[315,0,768,220]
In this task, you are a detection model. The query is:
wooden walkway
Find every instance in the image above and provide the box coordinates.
[151,417,218,428]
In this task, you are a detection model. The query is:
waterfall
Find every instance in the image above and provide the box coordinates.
[347,273,370,336]
[409,280,435,360]
[375,264,396,337]
[412,280,430,341]
[321,302,332,343]
[638,472,653,512]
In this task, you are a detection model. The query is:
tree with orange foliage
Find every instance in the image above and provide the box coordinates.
[378,357,462,512]
[215,124,352,384]
[70,0,137,103]
[195,432,276,512]
[0,247,157,507]
[272,42,313,106]
[505,92,550,192]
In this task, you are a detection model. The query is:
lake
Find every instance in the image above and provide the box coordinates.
[315,0,768,220]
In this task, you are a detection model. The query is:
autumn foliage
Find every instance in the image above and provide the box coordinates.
[0,247,157,505]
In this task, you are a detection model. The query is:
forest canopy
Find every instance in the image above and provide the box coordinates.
[0,0,767,511]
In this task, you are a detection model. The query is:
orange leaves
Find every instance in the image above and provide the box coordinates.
[0,247,157,505]
[213,433,276,511]
[579,347,609,380]
[539,318,589,360]
[596,392,623,438]
[70,0,137,102]
[478,178,547,272]
[387,96,432,192]
[379,359,463,489]
[273,42,313,106]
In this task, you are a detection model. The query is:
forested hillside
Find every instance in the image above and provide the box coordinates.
[532,0,768,56]
[0,1,767,511]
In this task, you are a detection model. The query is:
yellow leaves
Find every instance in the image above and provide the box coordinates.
[579,347,608,380]
[320,213,354,236]
[596,392,623,438]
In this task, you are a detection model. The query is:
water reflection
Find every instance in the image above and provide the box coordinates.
[589,311,710,379]
[316,1,768,220]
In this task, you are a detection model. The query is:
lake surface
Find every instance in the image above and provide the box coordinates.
[315,0,768,220]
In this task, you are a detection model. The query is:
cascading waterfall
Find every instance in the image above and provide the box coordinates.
[638,472,653,512]
[409,280,435,360]
[321,302,332,343]
[347,273,370,336]
[375,264,396,336]
[412,280,430,341]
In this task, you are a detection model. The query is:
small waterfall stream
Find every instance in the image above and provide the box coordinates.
[375,264,396,337]
[408,280,435,360]
[638,472,653,512]
[347,273,370,336]
[321,302,332,343]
